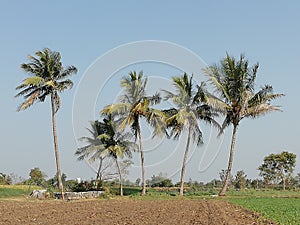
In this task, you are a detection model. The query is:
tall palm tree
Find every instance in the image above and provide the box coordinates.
[15,48,77,197]
[101,71,166,195]
[163,73,219,196]
[75,121,106,187]
[202,53,284,196]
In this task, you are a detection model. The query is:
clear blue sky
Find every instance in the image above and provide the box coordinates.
[1,1,299,182]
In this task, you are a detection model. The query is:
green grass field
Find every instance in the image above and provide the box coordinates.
[228,197,300,225]
[0,185,41,198]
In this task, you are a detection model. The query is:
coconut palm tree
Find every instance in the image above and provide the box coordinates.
[15,48,77,197]
[96,115,137,196]
[202,53,284,196]
[163,73,220,196]
[75,121,107,187]
[101,71,166,195]
[77,116,136,195]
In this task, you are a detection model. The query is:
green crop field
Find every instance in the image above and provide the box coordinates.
[0,185,41,198]
[229,197,300,225]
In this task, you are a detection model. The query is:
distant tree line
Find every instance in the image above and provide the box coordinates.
[3,149,299,193]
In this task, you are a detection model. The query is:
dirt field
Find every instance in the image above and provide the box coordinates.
[0,199,276,225]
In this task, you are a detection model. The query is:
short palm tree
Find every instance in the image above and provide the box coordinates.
[163,73,220,196]
[203,53,284,196]
[77,116,136,195]
[15,48,77,197]
[101,71,166,195]
[96,115,137,196]
[75,121,106,187]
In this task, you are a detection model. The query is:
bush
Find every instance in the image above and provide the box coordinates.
[71,181,92,192]
[0,173,12,185]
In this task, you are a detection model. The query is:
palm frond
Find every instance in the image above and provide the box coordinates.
[162,89,185,107]
[15,86,38,98]
[248,85,284,106]
[24,76,45,86]
[245,63,258,91]
[246,104,282,118]
[191,124,203,146]
[56,79,74,92]
[17,90,41,111]
[147,92,161,105]
[203,66,230,101]
[78,136,100,145]
[165,108,188,140]
[162,108,178,117]
[99,149,111,158]
[76,144,105,160]
[20,62,43,75]
[101,103,131,117]
[201,91,229,113]
[193,82,207,104]
[170,74,193,105]
[219,114,233,135]
[27,55,43,68]
[120,71,147,103]
[57,65,77,80]
[146,108,167,138]
[195,105,221,131]
[98,133,111,140]
[187,110,203,145]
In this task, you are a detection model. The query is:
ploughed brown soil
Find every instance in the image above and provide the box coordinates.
[0,199,277,225]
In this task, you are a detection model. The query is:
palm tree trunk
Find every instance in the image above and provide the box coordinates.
[50,94,64,200]
[115,158,123,196]
[219,124,238,196]
[138,129,146,196]
[281,167,286,191]
[179,126,192,196]
[95,157,103,189]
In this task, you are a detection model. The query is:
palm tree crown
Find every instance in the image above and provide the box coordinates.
[164,73,219,142]
[96,115,136,160]
[15,48,77,112]
[76,116,136,195]
[203,53,283,130]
